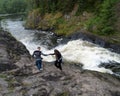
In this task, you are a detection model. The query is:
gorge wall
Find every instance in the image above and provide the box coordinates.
[0,29,31,71]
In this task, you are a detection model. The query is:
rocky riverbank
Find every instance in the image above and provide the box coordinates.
[0,61,120,96]
[0,28,120,96]
[0,29,31,72]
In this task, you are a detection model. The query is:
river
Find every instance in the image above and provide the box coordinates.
[1,18,120,75]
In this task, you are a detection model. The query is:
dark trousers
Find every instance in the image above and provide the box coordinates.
[54,59,62,70]
[36,59,42,70]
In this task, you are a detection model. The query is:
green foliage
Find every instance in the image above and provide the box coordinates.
[0,74,7,78]
[86,0,118,35]
[57,91,70,96]
[26,0,119,37]
[0,0,27,14]
[28,0,103,15]
[28,0,77,14]
[98,0,117,35]
[101,27,114,35]
[76,0,103,15]
[27,0,99,36]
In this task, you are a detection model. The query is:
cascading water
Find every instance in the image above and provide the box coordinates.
[1,19,120,75]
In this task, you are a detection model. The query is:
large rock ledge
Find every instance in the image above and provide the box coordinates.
[0,62,120,96]
[0,29,120,96]
[0,29,31,72]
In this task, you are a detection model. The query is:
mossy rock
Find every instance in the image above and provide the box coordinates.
[57,91,70,96]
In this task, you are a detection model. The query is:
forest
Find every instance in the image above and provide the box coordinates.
[0,0,27,14]
[0,0,120,40]
[25,0,119,37]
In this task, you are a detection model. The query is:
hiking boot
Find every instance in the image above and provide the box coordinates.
[40,68,43,71]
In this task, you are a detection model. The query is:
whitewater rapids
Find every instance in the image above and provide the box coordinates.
[1,19,120,74]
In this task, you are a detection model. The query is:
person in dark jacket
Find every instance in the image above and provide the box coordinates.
[49,49,62,71]
[32,47,48,71]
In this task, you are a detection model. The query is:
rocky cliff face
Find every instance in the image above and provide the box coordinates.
[0,29,31,72]
[0,29,120,96]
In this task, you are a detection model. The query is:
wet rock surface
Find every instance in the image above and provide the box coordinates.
[0,29,120,96]
[0,30,31,71]
[0,62,120,96]
[99,62,120,75]
[33,31,58,49]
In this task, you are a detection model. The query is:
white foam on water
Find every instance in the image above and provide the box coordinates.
[53,40,120,73]
[1,19,120,74]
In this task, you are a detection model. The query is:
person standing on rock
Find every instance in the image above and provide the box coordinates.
[32,47,48,71]
[49,49,63,71]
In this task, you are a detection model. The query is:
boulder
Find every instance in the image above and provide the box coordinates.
[0,30,31,72]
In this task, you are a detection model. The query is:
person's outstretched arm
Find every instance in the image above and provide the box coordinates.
[49,53,55,55]
[32,51,35,58]
[41,52,49,56]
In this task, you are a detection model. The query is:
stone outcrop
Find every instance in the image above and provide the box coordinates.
[0,29,31,72]
[0,62,120,96]
[0,29,120,96]
[99,62,120,75]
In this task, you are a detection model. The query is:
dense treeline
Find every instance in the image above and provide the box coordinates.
[0,0,119,44]
[0,0,119,43]
[0,0,27,14]
[28,0,103,15]
[26,0,120,38]
[0,0,119,36]
[86,0,119,35]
